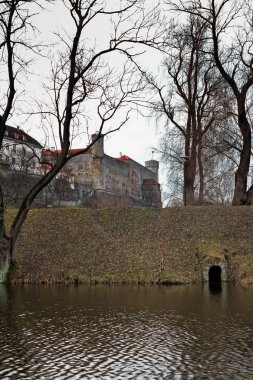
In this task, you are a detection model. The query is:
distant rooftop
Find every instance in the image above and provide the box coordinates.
[117,155,132,161]
[5,126,43,149]
[41,148,87,157]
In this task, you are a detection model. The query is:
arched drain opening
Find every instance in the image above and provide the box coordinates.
[209,265,222,283]
[208,265,222,294]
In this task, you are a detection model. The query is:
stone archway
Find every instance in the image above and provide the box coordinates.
[203,261,228,283]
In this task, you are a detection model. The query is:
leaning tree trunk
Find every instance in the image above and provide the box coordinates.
[0,238,11,283]
[232,115,251,206]
[0,186,11,283]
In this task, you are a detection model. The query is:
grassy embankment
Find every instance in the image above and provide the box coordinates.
[5,206,253,284]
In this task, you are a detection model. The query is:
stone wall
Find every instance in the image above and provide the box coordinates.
[72,154,162,208]
[0,167,79,207]
[58,138,162,208]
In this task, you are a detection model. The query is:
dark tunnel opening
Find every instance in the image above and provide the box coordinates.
[208,265,222,294]
[208,265,222,283]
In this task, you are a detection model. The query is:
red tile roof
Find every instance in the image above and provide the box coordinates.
[117,155,132,161]
[41,148,86,156]
[41,163,53,169]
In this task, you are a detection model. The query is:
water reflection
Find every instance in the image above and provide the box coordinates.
[0,284,253,379]
[209,281,222,295]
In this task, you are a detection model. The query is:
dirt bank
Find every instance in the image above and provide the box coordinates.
[6,206,253,284]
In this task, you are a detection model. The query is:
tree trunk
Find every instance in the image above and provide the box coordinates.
[0,186,11,283]
[232,115,251,205]
[184,142,197,206]
[246,183,253,205]
[184,123,197,206]
[197,142,204,205]
[184,159,197,205]
[0,238,11,283]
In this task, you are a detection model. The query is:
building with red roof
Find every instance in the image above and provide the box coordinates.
[1,127,161,208]
[41,134,162,208]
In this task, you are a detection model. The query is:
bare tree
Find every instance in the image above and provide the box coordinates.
[0,0,162,282]
[145,15,232,205]
[168,0,253,205]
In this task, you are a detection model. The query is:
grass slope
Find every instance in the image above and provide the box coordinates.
[6,206,253,284]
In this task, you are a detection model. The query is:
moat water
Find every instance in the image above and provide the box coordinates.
[0,284,253,379]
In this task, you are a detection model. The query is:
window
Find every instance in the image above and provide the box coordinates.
[12,157,15,165]
[13,145,16,153]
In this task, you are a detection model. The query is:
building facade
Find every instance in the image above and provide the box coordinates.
[42,135,162,208]
[0,126,42,174]
[1,128,162,208]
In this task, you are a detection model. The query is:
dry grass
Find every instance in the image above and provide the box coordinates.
[5,206,253,284]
